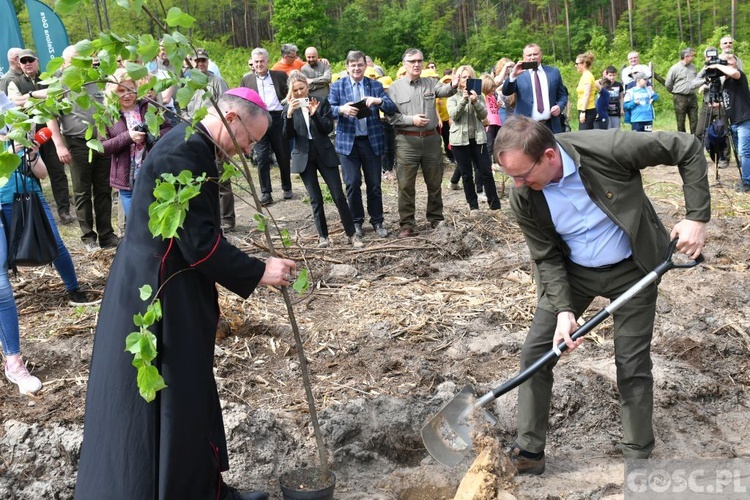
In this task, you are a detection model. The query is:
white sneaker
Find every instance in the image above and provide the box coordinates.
[5,359,42,395]
[318,237,330,248]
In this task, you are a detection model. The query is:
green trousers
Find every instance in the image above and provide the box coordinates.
[394,133,444,229]
[516,257,657,459]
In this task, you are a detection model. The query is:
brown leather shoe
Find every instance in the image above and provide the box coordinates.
[398,227,416,238]
[509,445,546,475]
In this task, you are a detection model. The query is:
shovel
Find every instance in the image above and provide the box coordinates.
[422,239,703,467]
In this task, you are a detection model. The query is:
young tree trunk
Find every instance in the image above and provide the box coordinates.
[564,0,571,62]
[244,0,250,48]
[627,0,634,49]
[686,0,693,46]
[548,2,556,61]
[101,0,110,31]
[610,0,616,40]
[676,0,683,43]
[92,0,104,33]
[697,0,702,45]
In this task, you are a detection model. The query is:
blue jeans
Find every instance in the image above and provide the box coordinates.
[2,198,79,292]
[731,121,750,186]
[339,137,384,226]
[0,219,21,356]
[119,189,133,217]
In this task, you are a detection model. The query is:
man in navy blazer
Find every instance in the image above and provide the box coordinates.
[502,44,568,134]
[241,47,293,205]
[329,50,396,238]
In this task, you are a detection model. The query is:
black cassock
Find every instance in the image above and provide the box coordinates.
[75,122,266,499]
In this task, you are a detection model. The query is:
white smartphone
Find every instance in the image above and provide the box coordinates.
[299,97,310,107]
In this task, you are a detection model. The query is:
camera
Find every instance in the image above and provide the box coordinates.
[703,48,727,103]
[704,48,724,67]
[132,123,159,149]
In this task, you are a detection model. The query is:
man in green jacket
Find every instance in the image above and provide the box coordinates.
[495,116,710,474]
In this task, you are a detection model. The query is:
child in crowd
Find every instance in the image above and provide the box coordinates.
[624,73,658,132]
[595,78,611,130]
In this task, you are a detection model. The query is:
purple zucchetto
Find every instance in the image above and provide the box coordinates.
[224,88,267,111]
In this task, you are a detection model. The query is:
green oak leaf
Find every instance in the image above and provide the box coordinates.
[176,86,195,109]
[54,0,80,15]
[153,180,177,202]
[125,332,143,354]
[73,39,95,57]
[87,139,104,154]
[137,35,159,62]
[293,268,310,294]
[125,62,148,81]
[137,364,167,402]
[0,152,22,180]
[253,213,266,231]
[46,57,65,74]
[166,7,196,29]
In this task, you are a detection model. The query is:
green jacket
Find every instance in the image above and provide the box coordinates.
[447,92,488,146]
[510,129,710,314]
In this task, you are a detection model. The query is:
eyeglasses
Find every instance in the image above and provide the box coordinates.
[502,152,543,182]
[20,58,36,64]
[405,59,423,64]
[234,113,260,150]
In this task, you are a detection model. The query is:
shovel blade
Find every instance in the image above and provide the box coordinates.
[421,384,497,468]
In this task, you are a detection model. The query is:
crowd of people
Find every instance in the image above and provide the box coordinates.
[0,35,739,497]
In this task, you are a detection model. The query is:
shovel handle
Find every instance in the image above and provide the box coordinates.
[479,238,703,406]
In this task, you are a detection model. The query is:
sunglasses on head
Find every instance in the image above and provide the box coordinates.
[20,58,36,64]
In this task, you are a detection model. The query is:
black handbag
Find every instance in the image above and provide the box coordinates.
[7,153,59,269]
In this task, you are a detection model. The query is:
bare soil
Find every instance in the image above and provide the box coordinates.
[1,160,749,500]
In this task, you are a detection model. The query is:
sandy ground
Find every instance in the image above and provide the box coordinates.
[0,156,748,499]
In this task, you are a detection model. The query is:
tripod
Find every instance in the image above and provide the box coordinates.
[696,95,740,185]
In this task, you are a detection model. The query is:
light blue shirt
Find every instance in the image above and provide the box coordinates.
[542,145,631,267]
[351,78,368,136]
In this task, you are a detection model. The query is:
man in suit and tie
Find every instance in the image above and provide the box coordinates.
[329,50,396,238]
[241,47,293,205]
[502,43,568,134]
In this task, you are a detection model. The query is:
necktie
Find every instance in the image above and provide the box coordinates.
[354,82,367,136]
[533,69,544,114]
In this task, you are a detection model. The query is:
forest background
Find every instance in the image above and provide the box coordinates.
[9,0,750,126]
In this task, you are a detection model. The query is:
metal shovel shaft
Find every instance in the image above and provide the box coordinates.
[422,239,703,467]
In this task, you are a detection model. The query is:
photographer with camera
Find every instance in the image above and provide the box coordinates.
[502,43,568,134]
[102,68,172,216]
[694,47,731,168]
[704,53,750,192]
